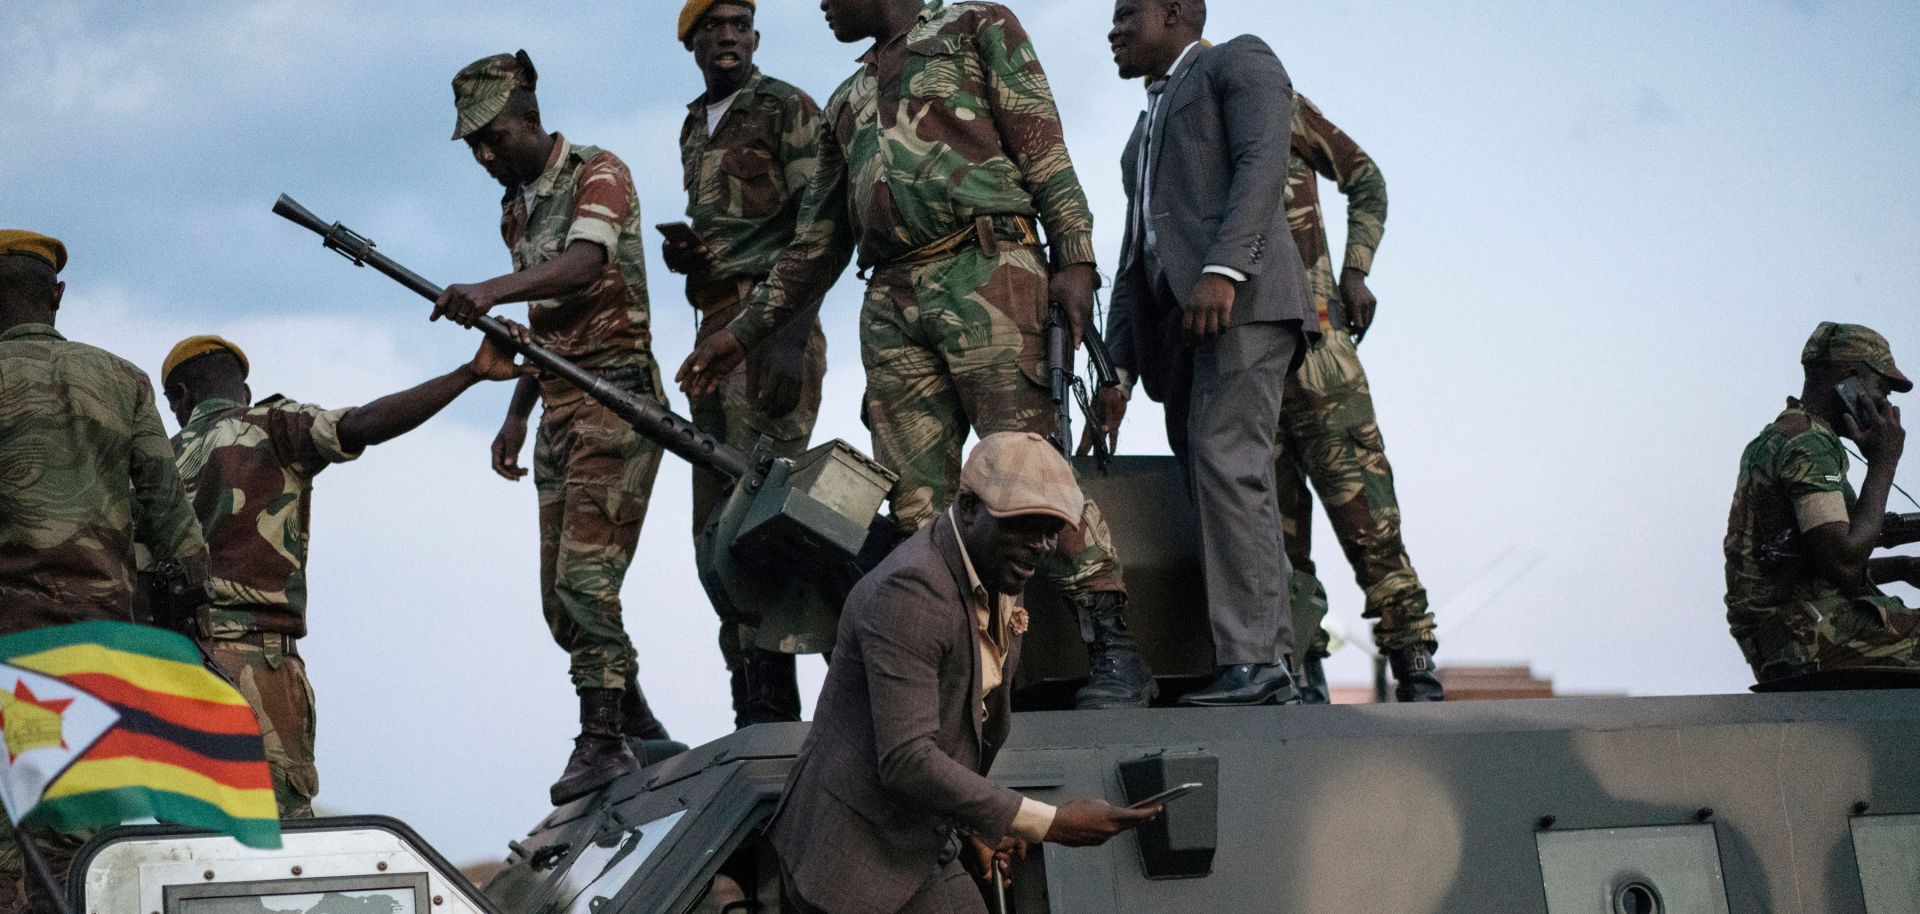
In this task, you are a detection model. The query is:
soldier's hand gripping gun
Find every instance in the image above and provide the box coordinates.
[272,195,896,639]
[1045,303,1119,474]
[1883,512,1920,549]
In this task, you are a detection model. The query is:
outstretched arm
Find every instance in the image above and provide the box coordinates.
[336,326,529,453]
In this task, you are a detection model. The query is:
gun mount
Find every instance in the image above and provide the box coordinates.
[272,194,895,642]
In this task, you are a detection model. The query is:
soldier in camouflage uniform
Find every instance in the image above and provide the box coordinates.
[437,52,673,803]
[1270,96,1442,703]
[669,0,830,727]
[0,230,210,914]
[680,0,1153,710]
[158,331,524,818]
[1723,322,1919,684]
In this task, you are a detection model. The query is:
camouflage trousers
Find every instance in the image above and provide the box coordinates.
[689,276,828,666]
[1275,330,1435,656]
[207,634,315,819]
[1744,594,1920,682]
[0,829,85,914]
[862,242,1124,598]
[535,356,665,692]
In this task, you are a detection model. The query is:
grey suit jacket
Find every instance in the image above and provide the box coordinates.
[1107,36,1315,401]
[770,515,1026,914]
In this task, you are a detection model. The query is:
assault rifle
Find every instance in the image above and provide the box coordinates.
[272,195,894,641]
[1045,302,1119,475]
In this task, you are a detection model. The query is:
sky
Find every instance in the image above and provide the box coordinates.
[4,0,1919,866]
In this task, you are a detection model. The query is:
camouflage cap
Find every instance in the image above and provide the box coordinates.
[1802,322,1911,393]
[162,335,250,386]
[680,0,755,42]
[0,229,67,273]
[959,432,1083,528]
[450,50,536,141]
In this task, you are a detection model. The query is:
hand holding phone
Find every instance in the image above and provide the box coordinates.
[1128,782,1203,810]
[1836,376,1875,431]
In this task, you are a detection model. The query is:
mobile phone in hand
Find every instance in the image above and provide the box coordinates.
[655,221,704,248]
[1836,376,1876,430]
[1128,782,1202,810]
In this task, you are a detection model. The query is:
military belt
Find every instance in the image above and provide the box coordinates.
[219,630,300,657]
[879,214,1040,273]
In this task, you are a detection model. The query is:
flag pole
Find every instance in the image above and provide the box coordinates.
[0,788,77,914]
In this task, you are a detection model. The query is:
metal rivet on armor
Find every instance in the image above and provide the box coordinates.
[1694,808,1713,822]
[432,897,444,907]
[291,866,303,876]
[1853,801,1871,815]
[1537,815,1556,830]
[377,862,389,871]
[203,871,215,881]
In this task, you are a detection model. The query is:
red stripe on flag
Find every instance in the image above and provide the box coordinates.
[82,730,273,792]
[61,673,260,735]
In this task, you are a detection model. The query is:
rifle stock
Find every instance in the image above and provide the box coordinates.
[273,194,752,482]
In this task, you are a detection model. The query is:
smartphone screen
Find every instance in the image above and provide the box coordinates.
[1128,782,1202,809]
[1835,377,1875,430]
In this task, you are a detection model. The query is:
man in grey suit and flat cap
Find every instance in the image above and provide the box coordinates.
[770,432,1156,914]
[1099,0,1318,705]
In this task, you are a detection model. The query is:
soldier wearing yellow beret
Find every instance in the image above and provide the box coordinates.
[0,232,209,913]
[157,324,531,819]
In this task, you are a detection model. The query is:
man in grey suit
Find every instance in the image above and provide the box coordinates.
[771,433,1156,914]
[1101,0,1318,705]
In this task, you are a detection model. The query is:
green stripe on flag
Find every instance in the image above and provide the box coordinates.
[0,622,202,666]
[25,787,281,850]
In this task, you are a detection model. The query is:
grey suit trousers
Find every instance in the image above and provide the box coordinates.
[1160,304,1299,667]
[784,855,986,914]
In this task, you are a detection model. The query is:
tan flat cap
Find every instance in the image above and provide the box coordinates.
[959,432,1082,528]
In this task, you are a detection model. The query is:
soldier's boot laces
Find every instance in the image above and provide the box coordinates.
[1298,654,1332,705]
[551,688,642,805]
[742,649,802,726]
[1388,644,1445,703]
[1073,592,1157,710]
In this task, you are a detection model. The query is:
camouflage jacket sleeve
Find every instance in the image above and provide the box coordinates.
[1777,430,1849,504]
[264,400,362,480]
[1294,97,1387,276]
[778,89,824,201]
[975,5,1096,269]
[729,90,857,353]
[569,152,638,257]
[127,373,209,584]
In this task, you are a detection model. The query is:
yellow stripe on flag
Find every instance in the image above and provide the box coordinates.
[43,757,277,820]
[11,644,251,707]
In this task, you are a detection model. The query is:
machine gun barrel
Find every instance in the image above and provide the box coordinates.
[272,194,752,482]
[1884,512,1920,549]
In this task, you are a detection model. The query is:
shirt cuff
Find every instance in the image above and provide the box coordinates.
[1113,367,1137,394]
[1343,244,1376,277]
[1203,264,1248,283]
[1011,798,1057,844]
[1050,232,1097,270]
[565,217,621,257]
[310,406,366,463]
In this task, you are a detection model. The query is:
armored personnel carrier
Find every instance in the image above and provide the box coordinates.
[71,201,1914,914]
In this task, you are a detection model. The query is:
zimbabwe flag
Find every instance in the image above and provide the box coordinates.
[0,622,280,848]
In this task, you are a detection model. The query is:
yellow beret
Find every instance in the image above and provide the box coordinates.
[0,230,68,273]
[679,0,755,42]
[162,335,250,386]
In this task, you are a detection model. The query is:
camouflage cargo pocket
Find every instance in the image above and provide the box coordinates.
[905,34,971,99]
[720,148,782,220]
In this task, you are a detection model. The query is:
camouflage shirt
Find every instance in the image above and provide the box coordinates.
[0,323,208,633]
[1287,95,1387,333]
[172,396,362,639]
[504,134,655,399]
[680,69,822,285]
[729,0,1097,350]
[1723,400,1862,664]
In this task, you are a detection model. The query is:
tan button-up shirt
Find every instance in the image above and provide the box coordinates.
[948,507,1056,843]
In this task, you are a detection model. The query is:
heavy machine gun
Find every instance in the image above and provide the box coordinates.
[272,195,895,642]
[1884,512,1920,549]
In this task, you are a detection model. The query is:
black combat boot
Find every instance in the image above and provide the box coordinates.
[620,681,670,741]
[1297,654,1331,705]
[1388,644,1445,702]
[726,661,751,730]
[742,649,802,726]
[551,688,641,805]
[1073,592,1157,709]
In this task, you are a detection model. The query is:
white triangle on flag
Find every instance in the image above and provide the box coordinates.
[0,662,120,820]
